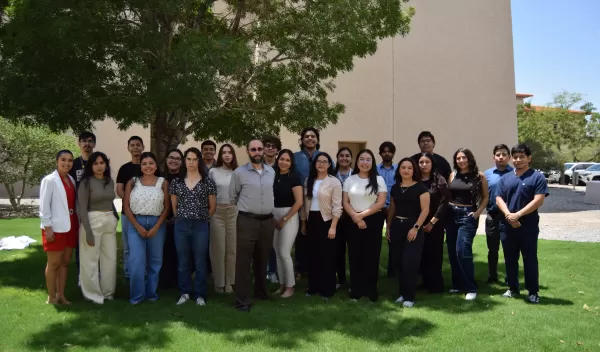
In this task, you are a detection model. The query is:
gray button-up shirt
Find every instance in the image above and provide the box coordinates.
[229,163,275,215]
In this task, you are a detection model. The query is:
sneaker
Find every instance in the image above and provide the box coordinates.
[403,301,415,308]
[196,297,206,306]
[502,289,519,298]
[395,296,405,303]
[336,283,341,290]
[449,289,460,294]
[268,273,279,284]
[527,293,540,304]
[176,294,190,305]
[77,279,81,288]
[487,277,499,284]
[465,293,477,301]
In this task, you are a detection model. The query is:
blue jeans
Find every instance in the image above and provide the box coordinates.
[121,215,130,278]
[174,218,210,299]
[127,215,166,304]
[445,205,479,293]
[267,248,277,275]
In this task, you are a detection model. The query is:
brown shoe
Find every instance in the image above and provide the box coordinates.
[281,288,295,298]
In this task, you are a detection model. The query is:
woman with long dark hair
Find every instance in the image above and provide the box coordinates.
[334,147,353,288]
[343,149,387,302]
[39,150,77,304]
[208,144,239,294]
[418,153,450,293]
[123,152,170,304]
[301,152,342,299]
[77,152,118,304]
[446,148,489,300]
[386,158,430,307]
[170,147,217,306]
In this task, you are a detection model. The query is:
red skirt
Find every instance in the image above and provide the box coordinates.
[42,214,78,252]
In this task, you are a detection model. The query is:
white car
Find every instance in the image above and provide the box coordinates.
[564,162,598,185]
[577,164,600,184]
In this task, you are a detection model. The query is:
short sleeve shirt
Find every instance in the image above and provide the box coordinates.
[343,175,387,212]
[69,157,88,189]
[274,172,302,208]
[169,177,217,220]
[498,168,549,231]
[391,182,429,218]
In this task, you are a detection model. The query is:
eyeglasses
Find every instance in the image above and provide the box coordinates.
[249,147,264,152]
[315,160,329,165]
[167,156,182,161]
[264,144,277,149]
[186,158,199,163]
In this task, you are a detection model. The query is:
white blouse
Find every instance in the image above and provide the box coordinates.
[129,177,165,216]
[343,175,387,212]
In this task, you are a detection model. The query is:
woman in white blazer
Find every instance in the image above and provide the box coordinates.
[39,150,79,305]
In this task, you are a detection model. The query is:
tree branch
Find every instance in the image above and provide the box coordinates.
[230,0,245,34]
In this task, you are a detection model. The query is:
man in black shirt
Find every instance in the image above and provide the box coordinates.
[69,132,96,188]
[410,131,452,181]
[201,140,217,171]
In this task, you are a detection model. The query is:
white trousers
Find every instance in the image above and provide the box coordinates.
[273,207,299,288]
[79,211,118,304]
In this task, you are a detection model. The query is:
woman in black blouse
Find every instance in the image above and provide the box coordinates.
[386,158,430,307]
[417,153,450,293]
[169,147,217,306]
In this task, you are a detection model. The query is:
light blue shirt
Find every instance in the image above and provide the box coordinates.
[293,150,321,184]
[377,163,397,207]
[484,165,514,213]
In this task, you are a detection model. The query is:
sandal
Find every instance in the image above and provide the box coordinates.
[46,297,59,305]
[57,296,72,305]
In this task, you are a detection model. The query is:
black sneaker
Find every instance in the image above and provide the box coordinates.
[487,277,499,284]
[527,293,540,304]
[501,289,519,298]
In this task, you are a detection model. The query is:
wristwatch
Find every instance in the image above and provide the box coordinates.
[283,216,288,221]
[413,224,420,230]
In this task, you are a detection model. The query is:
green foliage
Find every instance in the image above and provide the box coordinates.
[0,118,77,210]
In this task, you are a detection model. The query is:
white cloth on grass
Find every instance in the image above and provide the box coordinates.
[0,236,37,250]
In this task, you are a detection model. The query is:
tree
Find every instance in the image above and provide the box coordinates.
[0,118,77,211]
[0,0,414,167]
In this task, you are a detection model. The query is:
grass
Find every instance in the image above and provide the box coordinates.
[0,218,599,352]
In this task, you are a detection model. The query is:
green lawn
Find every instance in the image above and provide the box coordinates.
[0,218,599,352]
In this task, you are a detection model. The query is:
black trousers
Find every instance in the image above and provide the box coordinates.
[335,213,350,285]
[391,218,424,302]
[485,212,502,281]
[307,211,337,298]
[501,223,540,295]
[384,208,395,277]
[348,211,385,301]
[159,221,178,289]
[294,230,308,274]
[419,222,445,293]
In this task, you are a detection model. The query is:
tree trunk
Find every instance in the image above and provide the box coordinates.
[4,183,19,211]
[150,109,187,172]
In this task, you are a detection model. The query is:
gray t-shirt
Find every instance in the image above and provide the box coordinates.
[77,177,116,243]
[229,163,275,215]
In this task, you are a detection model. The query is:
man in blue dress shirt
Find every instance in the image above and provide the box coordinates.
[377,141,398,277]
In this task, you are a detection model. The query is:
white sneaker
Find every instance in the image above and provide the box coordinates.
[465,293,477,301]
[176,294,190,305]
[196,297,206,306]
[336,284,341,290]
[268,273,279,284]
[395,296,404,303]
[403,301,415,308]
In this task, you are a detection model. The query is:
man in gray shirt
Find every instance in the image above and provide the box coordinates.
[229,138,276,312]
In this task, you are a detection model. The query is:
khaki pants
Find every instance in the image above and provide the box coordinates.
[79,211,118,304]
[273,207,299,288]
[210,206,238,288]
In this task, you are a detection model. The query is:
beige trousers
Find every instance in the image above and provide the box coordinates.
[210,206,238,288]
[79,211,118,304]
[273,207,299,288]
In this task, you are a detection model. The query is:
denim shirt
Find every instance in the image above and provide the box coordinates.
[377,163,397,207]
[484,165,514,213]
[294,149,322,184]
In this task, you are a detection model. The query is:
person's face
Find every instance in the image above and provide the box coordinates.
[202,145,216,161]
[278,153,292,173]
[78,137,95,154]
[128,139,144,157]
[418,156,432,174]
[140,157,157,176]
[337,150,352,168]
[315,155,330,173]
[185,151,200,171]
[512,152,531,169]
[357,152,373,173]
[418,137,435,153]
[302,131,318,150]
[456,152,469,171]
[221,147,234,165]
[57,153,73,174]
[91,156,106,176]
[264,142,279,158]
[494,149,510,167]
[247,140,264,164]
[166,151,182,173]
[379,147,394,163]
[399,161,414,179]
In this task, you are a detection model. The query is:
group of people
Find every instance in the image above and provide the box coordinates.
[39,128,548,310]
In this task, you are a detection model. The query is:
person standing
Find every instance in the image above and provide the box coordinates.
[483,144,513,284]
[496,143,548,304]
[446,148,489,300]
[77,152,118,304]
[263,135,282,284]
[272,149,303,298]
[229,139,276,312]
[334,147,353,288]
[40,150,78,305]
[343,149,387,302]
[122,152,170,305]
[410,131,452,182]
[386,158,430,307]
[209,144,239,294]
[417,153,450,293]
[201,140,217,171]
[377,141,398,278]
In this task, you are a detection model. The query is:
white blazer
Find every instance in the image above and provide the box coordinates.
[39,170,75,232]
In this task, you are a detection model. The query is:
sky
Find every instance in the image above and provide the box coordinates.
[511,0,600,108]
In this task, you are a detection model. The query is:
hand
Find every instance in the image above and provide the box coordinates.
[327,227,336,239]
[352,212,364,223]
[468,211,480,218]
[276,218,287,230]
[45,228,55,242]
[407,228,418,242]
[423,223,433,233]
[510,220,522,229]
[136,225,148,238]
[300,222,307,235]
[86,235,95,247]
[357,220,367,230]
[506,212,521,223]
[146,226,158,238]
[274,219,281,230]
[385,227,391,241]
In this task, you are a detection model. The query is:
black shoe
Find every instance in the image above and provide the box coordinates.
[501,289,520,298]
[487,277,499,284]
[527,293,540,304]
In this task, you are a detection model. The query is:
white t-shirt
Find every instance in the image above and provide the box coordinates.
[310,180,322,211]
[343,175,387,212]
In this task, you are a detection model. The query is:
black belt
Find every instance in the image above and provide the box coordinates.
[239,211,273,220]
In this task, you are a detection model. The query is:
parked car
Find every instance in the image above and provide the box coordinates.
[564,162,598,185]
[541,169,560,184]
[577,164,600,184]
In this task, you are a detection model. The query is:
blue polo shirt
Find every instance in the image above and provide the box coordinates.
[498,168,549,232]
[293,149,322,184]
[377,163,397,207]
[484,165,513,214]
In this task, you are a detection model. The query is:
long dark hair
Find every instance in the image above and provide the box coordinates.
[180,147,207,180]
[163,148,184,176]
[334,147,353,173]
[215,144,239,170]
[82,152,112,188]
[275,149,295,176]
[306,152,335,199]
[395,157,421,184]
[132,152,159,189]
[351,149,379,196]
[452,148,482,206]
[417,152,440,186]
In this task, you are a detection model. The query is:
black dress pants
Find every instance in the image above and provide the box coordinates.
[391,217,424,302]
[419,222,445,293]
[348,212,385,301]
[307,211,337,298]
[335,213,350,285]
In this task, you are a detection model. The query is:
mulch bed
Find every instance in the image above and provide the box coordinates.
[0,204,38,219]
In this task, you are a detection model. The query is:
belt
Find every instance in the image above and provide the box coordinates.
[239,211,273,220]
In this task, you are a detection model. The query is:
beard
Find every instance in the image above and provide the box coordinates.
[250,155,263,164]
